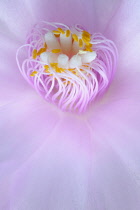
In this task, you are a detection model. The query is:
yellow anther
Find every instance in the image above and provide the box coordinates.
[54,34,60,38]
[57,28,65,34]
[37,48,46,56]
[50,63,65,73]
[52,30,61,34]
[30,71,38,77]
[63,79,71,85]
[56,68,62,73]
[82,37,90,45]
[88,49,93,52]
[32,49,37,59]
[68,68,75,72]
[44,65,49,69]
[44,42,47,50]
[37,48,42,56]
[50,63,58,68]
[44,69,50,73]
[41,48,46,53]
[44,65,49,71]
[68,81,71,85]
[86,43,93,48]
[82,64,89,68]
[68,69,77,76]
[51,49,61,53]
[72,34,78,42]
[53,30,61,37]
[66,30,71,37]
[64,81,71,85]
[82,31,91,45]
[58,67,65,73]
[85,45,93,52]
[82,34,91,41]
[79,39,83,48]
[82,30,91,38]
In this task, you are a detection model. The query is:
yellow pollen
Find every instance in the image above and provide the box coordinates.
[86,43,93,48]
[82,34,91,41]
[85,45,93,52]
[44,69,50,73]
[72,34,78,42]
[82,64,89,68]
[55,34,60,38]
[56,68,63,73]
[52,30,61,34]
[57,28,65,34]
[82,37,90,45]
[30,71,38,77]
[50,63,57,68]
[82,30,91,37]
[63,80,71,85]
[32,49,37,59]
[68,68,78,76]
[50,63,65,73]
[37,48,46,56]
[66,30,71,37]
[44,42,47,50]
[79,39,83,48]
[82,31,91,45]
[68,68,75,71]
[44,65,49,70]
[51,49,61,53]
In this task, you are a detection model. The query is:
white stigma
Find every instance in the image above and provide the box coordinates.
[42,29,96,68]
[80,51,97,63]
[45,32,61,50]
[40,52,50,64]
[69,55,82,68]
[60,33,72,55]
[71,41,84,55]
[58,54,69,68]
[17,22,117,113]
[49,53,58,63]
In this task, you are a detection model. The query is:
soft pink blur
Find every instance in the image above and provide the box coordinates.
[0,0,140,209]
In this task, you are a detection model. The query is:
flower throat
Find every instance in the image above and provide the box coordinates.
[16,22,118,113]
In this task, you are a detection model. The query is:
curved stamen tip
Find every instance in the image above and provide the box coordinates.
[16,21,118,113]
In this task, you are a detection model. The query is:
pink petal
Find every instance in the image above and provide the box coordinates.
[0,0,140,209]
[0,90,60,178]
[0,0,119,40]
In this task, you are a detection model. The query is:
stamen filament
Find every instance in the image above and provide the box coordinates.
[17,22,118,113]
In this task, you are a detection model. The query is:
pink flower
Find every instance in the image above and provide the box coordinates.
[16,22,117,112]
[0,0,140,209]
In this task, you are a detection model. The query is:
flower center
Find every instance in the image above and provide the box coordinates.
[30,28,97,78]
[16,22,118,113]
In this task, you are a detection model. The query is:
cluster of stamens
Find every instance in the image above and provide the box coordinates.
[30,27,96,79]
[16,22,118,112]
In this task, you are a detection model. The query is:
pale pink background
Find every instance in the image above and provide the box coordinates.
[0,0,140,209]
